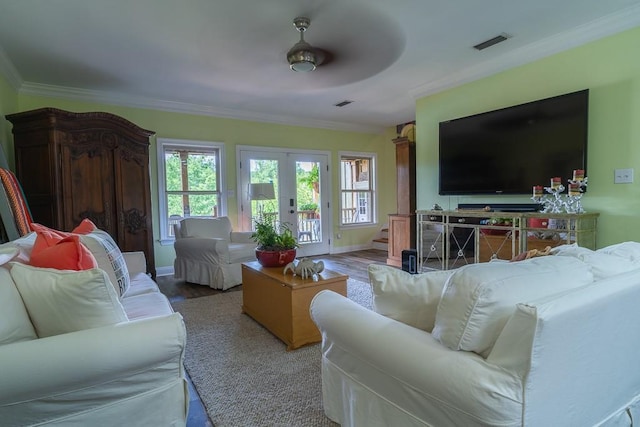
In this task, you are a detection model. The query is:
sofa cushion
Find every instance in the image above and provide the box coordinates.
[552,244,637,279]
[369,264,453,332]
[80,230,130,297]
[10,263,128,338]
[180,217,232,239]
[122,272,160,298]
[432,256,594,357]
[121,292,174,320]
[0,250,37,345]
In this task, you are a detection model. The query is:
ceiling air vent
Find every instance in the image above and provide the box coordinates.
[334,100,354,107]
[473,33,511,51]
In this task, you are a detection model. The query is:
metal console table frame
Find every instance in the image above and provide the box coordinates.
[417,210,599,272]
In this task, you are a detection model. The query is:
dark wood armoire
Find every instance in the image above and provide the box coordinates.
[6,108,156,277]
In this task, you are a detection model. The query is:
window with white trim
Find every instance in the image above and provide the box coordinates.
[339,152,376,226]
[157,139,226,243]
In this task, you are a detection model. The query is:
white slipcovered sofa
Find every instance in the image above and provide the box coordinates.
[0,232,188,426]
[173,217,256,290]
[311,242,640,426]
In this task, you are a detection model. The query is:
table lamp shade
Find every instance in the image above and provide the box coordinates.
[249,183,275,201]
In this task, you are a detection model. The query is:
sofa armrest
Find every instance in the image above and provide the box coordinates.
[0,313,187,424]
[310,290,523,426]
[123,251,147,277]
[230,231,255,244]
[174,237,230,263]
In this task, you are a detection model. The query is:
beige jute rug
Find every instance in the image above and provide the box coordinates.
[171,279,373,427]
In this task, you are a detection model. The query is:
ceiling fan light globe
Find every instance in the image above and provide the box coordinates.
[287,49,317,72]
[290,60,316,72]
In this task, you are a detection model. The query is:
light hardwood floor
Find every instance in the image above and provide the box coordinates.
[156,249,389,303]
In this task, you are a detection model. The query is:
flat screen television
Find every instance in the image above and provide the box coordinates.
[438,89,588,195]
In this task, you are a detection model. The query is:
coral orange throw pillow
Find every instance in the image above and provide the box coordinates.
[29,222,98,271]
[71,218,97,235]
[29,235,98,271]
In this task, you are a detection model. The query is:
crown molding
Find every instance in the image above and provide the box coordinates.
[410,4,640,99]
[0,46,23,90]
[7,5,639,133]
[18,82,384,134]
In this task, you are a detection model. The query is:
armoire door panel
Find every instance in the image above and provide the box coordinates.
[113,144,152,255]
[60,143,116,233]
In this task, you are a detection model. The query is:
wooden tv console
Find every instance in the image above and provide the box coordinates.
[417,210,599,271]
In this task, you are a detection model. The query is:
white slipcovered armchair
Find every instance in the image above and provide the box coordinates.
[173,217,256,290]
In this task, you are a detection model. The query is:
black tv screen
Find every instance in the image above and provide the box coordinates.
[439,89,588,195]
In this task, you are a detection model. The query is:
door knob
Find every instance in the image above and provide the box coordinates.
[289,210,295,214]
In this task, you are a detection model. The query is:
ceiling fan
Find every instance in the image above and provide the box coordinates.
[286,17,331,72]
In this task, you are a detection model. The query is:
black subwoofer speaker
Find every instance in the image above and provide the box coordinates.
[402,249,418,274]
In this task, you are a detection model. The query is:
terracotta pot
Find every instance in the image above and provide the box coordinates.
[529,218,549,228]
[255,249,296,268]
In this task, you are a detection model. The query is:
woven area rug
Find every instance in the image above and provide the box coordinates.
[171,278,373,427]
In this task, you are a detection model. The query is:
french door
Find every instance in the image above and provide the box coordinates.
[238,148,331,256]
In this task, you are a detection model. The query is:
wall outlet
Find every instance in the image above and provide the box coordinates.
[614,168,634,184]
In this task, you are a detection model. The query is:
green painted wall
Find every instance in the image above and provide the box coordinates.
[12,95,397,268]
[416,26,640,248]
[0,74,17,168]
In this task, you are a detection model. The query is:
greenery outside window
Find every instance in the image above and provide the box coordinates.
[157,139,226,244]
[339,152,376,226]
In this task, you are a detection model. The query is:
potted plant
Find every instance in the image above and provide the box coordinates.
[252,217,298,267]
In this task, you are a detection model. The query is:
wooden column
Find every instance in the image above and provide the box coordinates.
[387,137,416,267]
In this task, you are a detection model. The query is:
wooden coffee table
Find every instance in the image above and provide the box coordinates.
[241,261,348,350]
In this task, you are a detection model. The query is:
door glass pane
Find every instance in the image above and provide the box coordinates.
[249,159,279,230]
[296,161,321,244]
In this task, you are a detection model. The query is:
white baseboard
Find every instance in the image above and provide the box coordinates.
[371,241,388,251]
[330,243,373,254]
[156,266,174,277]
[159,244,382,274]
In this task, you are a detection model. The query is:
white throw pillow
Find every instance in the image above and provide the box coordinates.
[552,244,637,279]
[0,246,37,345]
[432,256,594,357]
[10,263,128,338]
[597,242,640,264]
[3,232,37,263]
[80,230,130,297]
[0,266,37,345]
[369,264,453,332]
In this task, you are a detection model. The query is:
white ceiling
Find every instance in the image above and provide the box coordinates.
[1,0,639,133]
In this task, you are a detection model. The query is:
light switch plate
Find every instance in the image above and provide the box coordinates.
[614,168,634,184]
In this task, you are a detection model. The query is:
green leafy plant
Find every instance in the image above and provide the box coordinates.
[298,202,318,212]
[252,217,298,251]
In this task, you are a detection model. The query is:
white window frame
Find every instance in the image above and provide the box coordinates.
[339,151,377,227]
[157,138,226,245]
